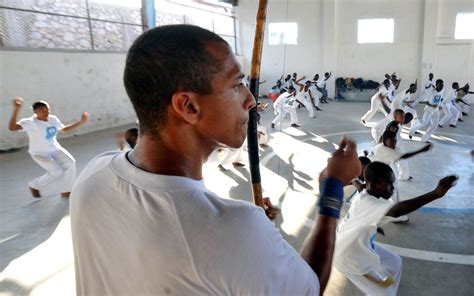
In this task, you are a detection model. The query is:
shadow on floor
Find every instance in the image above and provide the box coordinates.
[0,196,70,271]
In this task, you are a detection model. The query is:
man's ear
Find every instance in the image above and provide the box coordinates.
[170,91,200,125]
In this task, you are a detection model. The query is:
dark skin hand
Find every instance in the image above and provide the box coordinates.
[399,142,432,160]
[386,175,458,218]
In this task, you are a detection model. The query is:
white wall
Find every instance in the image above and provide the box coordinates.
[236,0,324,92]
[0,50,135,150]
[236,0,474,95]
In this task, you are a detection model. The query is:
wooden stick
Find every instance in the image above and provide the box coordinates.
[247,0,268,208]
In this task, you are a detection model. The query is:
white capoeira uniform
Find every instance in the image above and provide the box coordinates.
[16,115,76,193]
[416,79,434,104]
[400,93,418,127]
[334,190,402,296]
[272,92,299,126]
[295,89,315,118]
[439,87,457,127]
[390,89,417,127]
[371,117,393,143]
[409,88,444,141]
[361,85,390,122]
[387,81,396,103]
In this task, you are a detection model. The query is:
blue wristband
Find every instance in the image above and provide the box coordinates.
[318,177,344,219]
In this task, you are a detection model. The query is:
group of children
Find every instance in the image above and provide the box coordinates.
[362,73,472,143]
[269,72,332,129]
[337,72,467,294]
[8,77,462,295]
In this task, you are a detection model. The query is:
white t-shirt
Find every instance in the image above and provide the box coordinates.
[391,89,412,110]
[296,89,311,103]
[316,79,326,89]
[17,115,65,154]
[370,143,402,165]
[309,85,322,99]
[274,92,294,110]
[427,88,444,107]
[442,88,456,105]
[419,80,434,100]
[71,152,319,296]
[334,190,395,275]
[372,85,389,100]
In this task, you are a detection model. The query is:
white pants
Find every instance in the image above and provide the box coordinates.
[272,106,299,125]
[362,96,388,122]
[299,97,315,118]
[344,244,402,296]
[409,106,439,142]
[29,148,76,193]
[395,146,410,180]
[439,103,453,126]
[451,103,461,125]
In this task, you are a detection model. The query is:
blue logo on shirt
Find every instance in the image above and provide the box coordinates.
[46,126,57,140]
[433,95,441,105]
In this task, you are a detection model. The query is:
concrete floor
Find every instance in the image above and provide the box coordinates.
[1,100,473,295]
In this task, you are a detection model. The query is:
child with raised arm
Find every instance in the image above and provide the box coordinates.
[334,161,457,295]
[8,97,88,198]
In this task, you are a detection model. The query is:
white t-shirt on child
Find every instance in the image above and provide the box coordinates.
[334,190,395,275]
[17,115,65,154]
[71,152,319,296]
[370,143,402,165]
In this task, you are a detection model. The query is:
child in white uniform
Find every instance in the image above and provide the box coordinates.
[416,73,434,104]
[439,82,459,128]
[361,79,391,123]
[334,161,457,296]
[295,81,315,118]
[271,86,300,128]
[371,109,404,144]
[409,79,444,142]
[8,97,88,198]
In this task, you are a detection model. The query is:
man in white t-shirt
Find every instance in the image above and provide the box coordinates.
[271,86,300,128]
[361,79,391,124]
[8,98,88,198]
[334,161,457,296]
[409,79,444,142]
[71,25,362,296]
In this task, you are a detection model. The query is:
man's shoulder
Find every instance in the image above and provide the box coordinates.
[73,151,121,188]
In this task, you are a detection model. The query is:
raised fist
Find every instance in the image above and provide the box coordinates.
[13,97,23,108]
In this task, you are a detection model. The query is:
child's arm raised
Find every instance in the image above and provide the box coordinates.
[398,142,432,160]
[386,175,458,218]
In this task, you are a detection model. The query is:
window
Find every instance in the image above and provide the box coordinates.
[357,18,394,44]
[455,12,474,39]
[268,22,297,45]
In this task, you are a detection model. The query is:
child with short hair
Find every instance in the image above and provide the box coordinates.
[8,97,88,198]
[334,161,457,295]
